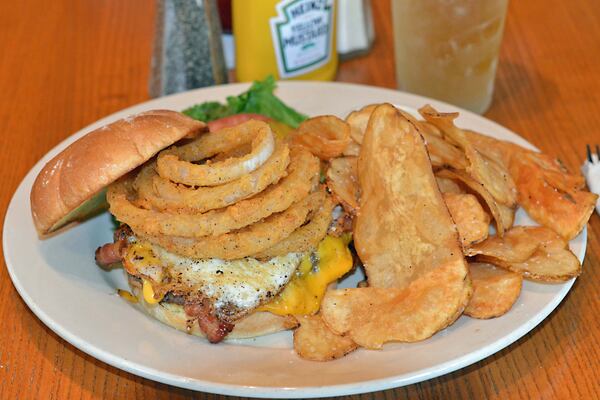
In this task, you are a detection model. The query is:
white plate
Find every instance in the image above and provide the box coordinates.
[3,82,585,398]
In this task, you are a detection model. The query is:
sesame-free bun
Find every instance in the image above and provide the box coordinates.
[128,276,298,339]
[30,110,205,236]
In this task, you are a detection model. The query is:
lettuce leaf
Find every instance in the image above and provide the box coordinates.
[182,101,231,122]
[183,76,307,128]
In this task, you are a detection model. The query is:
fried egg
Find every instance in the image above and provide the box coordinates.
[124,240,303,322]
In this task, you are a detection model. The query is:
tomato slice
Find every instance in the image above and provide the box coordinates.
[207,113,271,132]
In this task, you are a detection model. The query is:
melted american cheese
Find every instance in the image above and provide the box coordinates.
[258,235,354,316]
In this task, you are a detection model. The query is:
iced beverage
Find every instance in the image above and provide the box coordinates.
[392,0,508,114]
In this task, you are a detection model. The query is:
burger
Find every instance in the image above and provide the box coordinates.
[30,109,353,343]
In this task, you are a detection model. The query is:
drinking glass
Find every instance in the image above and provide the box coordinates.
[392,0,508,114]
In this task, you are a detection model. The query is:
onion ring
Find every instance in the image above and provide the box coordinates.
[291,116,351,160]
[157,120,275,187]
[134,141,290,213]
[137,190,327,260]
[109,149,318,238]
[252,194,335,259]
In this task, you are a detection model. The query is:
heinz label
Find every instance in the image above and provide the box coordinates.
[270,0,334,78]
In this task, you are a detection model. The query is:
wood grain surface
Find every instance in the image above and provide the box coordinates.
[1,1,599,399]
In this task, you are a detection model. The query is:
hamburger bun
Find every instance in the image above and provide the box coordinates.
[30,110,205,236]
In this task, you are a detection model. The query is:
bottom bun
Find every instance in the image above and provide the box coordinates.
[128,275,298,339]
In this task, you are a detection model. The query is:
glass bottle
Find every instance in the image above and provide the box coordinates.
[233,0,338,82]
[150,0,228,97]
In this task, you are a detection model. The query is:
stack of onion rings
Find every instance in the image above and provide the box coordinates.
[106,120,332,260]
[137,191,327,260]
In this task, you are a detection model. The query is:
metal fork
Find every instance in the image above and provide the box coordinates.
[584,144,600,214]
[586,144,600,164]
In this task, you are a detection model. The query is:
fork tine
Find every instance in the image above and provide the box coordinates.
[586,144,593,162]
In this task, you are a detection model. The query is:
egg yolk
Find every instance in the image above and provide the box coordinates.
[117,289,139,303]
[123,243,162,276]
[142,279,163,304]
[258,235,353,316]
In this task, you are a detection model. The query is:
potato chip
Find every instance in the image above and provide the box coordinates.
[416,120,443,137]
[509,152,597,240]
[437,168,514,236]
[344,104,468,170]
[466,226,541,262]
[321,260,472,349]
[428,152,445,169]
[401,108,467,169]
[464,262,522,319]
[443,193,490,247]
[542,168,587,194]
[460,129,593,240]
[420,105,517,207]
[293,314,357,361]
[345,104,378,144]
[436,176,464,194]
[326,156,359,213]
[463,129,516,169]
[354,104,467,288]
[516,147,585,191]
[484,250,579,283]
[477,227,581,282]
[470,226,582,282]
[421,129,468,170]
[321,104,470,348]
[346,105,421,137]
[342,140,361,157]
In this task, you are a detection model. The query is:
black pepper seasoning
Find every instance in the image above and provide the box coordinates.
[150,0,228,97]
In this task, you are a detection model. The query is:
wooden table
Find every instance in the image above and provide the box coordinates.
[1,1,598,399]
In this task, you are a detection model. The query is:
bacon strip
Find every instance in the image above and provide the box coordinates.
[184,302,234,343]
[95,242,124,266]
[95,225,132,266]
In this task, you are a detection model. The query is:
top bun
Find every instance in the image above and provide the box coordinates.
[30,109,205,236]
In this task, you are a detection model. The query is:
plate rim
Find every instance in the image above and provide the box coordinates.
[2,81,585,398]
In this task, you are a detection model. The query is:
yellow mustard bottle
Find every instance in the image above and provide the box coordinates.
[233,0,338,82]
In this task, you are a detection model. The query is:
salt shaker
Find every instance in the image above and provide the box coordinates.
[150,0,228,97]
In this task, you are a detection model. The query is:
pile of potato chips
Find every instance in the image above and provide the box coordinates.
[292,103,597,361]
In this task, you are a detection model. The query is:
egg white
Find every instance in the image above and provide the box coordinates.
[148,244,303,319]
